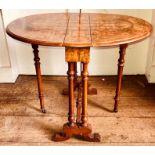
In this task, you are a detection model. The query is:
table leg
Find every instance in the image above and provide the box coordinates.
[76,80,82,124]
[32,44,46,113]
[74,62,78,90]
[80,62,100,141]
[114,44,128,112]
[62,62,77,95]
[81,62,88,127]
[68,62,75,126]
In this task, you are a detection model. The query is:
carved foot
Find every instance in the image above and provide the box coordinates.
[83,133,101,142]
[63,123,92,135]
[52,132,71,142]
[52,123,101,142]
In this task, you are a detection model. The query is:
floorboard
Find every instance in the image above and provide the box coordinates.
[0,75,155,145]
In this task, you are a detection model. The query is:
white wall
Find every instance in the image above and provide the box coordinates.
[2,9,153,77]
[0,10,18,83]
[0,11,10,67]
[146,10,155,83]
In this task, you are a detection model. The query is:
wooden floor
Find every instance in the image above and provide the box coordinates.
[0,75,155,146]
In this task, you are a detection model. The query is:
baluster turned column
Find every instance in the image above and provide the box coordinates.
[74,62,78,90]
[32,44,46,113]
[68,62,75,126]
[114,44,128,112]
[81,62,89,126]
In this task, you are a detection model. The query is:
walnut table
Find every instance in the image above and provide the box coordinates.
[6,13,152,142]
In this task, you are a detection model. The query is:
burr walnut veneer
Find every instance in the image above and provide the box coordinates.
[6,13,152,142]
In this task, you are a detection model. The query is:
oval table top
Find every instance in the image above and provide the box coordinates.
[6,13,153,47]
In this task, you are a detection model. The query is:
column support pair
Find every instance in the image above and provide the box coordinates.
[52,47,101,142]
[67,61,88,127]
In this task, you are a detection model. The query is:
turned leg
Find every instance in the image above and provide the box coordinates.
[62,62,97,95]
[81,62,88,126]
[74,62,78,90]
[68,62,75,126]
[76,81,82,124]
[114,44,128,112]
[32,44,46,113]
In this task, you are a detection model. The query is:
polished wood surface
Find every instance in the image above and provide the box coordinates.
[67,62,75,127]
[89,14,152,46]
[32,44,46,113]
[65,47,90,62]
[114,44,128,112]
[81,62,89,127]
[7,13,69,46]
[6,13,152,47]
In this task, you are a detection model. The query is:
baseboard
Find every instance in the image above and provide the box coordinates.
[0,67,19,83]
[0,72,149,84]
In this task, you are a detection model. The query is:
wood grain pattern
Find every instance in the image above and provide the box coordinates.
[63,13,92,47]
[65,47,90,62]
[6,13,152,47]
[6,13,69,46]
[89,13,152,46]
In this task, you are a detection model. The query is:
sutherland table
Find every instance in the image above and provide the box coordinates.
[6,13,152,142]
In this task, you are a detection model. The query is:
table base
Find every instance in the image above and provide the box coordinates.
[52,123,101,142]
[31,45,128,142]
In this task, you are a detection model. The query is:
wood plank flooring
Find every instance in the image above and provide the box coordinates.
[0,75,155,145]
